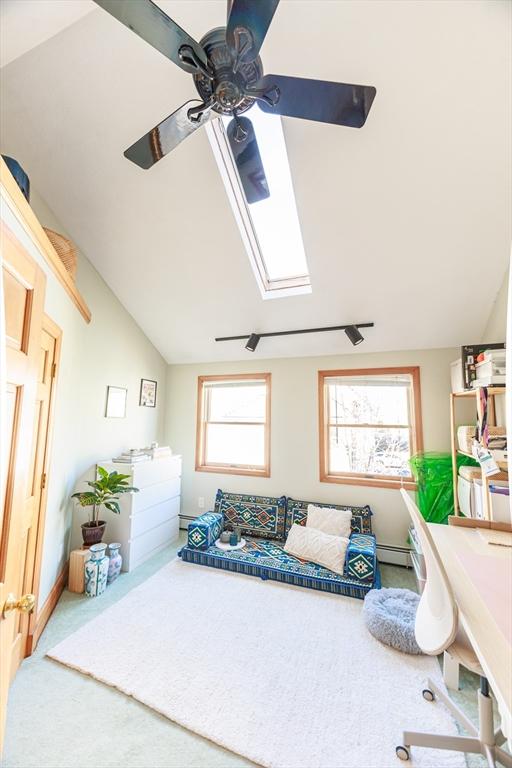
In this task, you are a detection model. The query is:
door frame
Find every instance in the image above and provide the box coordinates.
[26,314,62,653]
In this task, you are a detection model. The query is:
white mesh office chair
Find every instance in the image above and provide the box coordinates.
[397,489,511,767]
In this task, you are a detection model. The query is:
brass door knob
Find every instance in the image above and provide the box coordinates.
[2,593,36,616]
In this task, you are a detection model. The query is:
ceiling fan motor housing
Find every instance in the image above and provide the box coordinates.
[193,27,263,116]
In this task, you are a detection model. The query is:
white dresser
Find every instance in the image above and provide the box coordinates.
[78,455,182,572]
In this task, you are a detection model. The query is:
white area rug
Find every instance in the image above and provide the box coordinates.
[48,560,465,768]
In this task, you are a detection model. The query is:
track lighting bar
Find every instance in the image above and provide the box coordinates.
[215,322,374,349]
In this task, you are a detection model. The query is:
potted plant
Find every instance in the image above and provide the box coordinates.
[72,466,139,546]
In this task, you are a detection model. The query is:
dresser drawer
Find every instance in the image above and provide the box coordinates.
[131,456,182,487]
[129,517,180,570]
[131,497,180,538]
[131,478,180,515]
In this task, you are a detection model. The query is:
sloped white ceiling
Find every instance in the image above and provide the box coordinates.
[0,0,94,67]
[1,0,510,363]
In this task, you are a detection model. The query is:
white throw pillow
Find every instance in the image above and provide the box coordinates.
[306,504,352,538]
[284,524,349,576]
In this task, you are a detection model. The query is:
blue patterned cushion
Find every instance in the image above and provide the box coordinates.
[285,498,373,536]
[214,490,287,541]
[345,533,377,583]
[180,537,380,599]
[187,512,223,550]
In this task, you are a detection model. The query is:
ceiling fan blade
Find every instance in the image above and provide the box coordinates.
[226,0,280,65]
[94,0,209,76]
[256,75,376,128]
[124,101,212,169]
[226,116,270,204]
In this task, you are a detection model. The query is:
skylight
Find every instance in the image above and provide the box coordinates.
[206,105,311,299]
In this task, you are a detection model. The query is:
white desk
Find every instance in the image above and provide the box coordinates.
[429,524,512,741]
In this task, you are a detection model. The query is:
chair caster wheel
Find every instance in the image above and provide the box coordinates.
[396,745,410,761]
[422,688,435,702]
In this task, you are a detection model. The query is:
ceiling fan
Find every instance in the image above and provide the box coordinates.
[94,0,376,203]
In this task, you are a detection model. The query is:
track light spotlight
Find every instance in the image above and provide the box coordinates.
[345,325,364,346]
[245,333,260,352]
[215,322,373,347]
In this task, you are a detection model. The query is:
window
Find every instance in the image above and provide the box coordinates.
[319,368,423,489]
[205,107,311,299]
[196,374,271,476]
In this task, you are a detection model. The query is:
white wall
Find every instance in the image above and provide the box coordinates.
[3,189,167,606]
[165,347,457,550]
[483,268,509,343]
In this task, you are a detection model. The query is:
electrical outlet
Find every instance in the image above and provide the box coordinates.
[198,497,205,509]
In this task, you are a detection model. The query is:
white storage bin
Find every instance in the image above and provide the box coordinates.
[472,478,509,522]
[482,350,506,363]
[459,465,481,481]
[458,475,475,518]
[473,478,484,520]
[457,425,476,453]
[476,359,506,379]
[451,359,466,393]
[489,483,510,524]
[410,550,426,594]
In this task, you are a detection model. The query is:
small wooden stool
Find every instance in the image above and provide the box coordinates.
[68,548,91,593]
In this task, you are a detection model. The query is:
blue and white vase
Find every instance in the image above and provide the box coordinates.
[107,543,122,584]
[85,543,109,597]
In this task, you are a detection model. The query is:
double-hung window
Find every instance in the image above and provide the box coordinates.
[319,368,423,489]
[196,374,271,477]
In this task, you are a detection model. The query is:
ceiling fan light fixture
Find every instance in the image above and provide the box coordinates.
[345,325,364,346]
[93,0,376,174]
[245,333,260,352]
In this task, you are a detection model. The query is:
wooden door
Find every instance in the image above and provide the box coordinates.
[0,223,46,747]
[26,318,61,653]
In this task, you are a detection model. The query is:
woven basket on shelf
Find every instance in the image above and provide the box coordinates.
[43,227,77,280]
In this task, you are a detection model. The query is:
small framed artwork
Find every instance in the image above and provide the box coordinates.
[105,386,127,418]
[140,378,157,408]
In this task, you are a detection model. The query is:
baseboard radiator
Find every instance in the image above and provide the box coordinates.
[376,544,412,567]
[182,515,412,568]
[180,514,196,531]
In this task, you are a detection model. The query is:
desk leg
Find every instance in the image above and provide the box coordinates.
[443,650,460,691]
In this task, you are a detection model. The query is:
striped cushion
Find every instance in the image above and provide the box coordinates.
[214,490,287,541]
[285,498,373,536]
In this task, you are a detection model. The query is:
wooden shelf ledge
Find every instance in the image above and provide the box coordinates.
[0,157,91,323]
[452,387,506,398]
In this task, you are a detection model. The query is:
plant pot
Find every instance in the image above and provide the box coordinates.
[81,521,106,547]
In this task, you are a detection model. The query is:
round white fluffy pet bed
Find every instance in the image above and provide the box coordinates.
[363,587,423,655]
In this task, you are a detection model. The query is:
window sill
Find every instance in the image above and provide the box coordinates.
[320,473,417,491]
[195,464,270,478]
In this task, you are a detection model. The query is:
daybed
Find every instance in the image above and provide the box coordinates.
[179,490,380,599]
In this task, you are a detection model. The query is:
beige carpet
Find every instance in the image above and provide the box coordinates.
[48,559,465,768]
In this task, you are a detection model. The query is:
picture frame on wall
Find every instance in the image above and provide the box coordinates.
[105,386,127,418]
[140,378,157,408]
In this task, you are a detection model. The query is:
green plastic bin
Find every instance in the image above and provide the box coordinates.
[409,452,478,524]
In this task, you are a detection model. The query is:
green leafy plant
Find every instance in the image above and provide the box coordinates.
[71,466,139,526]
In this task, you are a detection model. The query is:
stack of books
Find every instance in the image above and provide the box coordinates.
[112,446,173,463]
[112,449,150,464]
